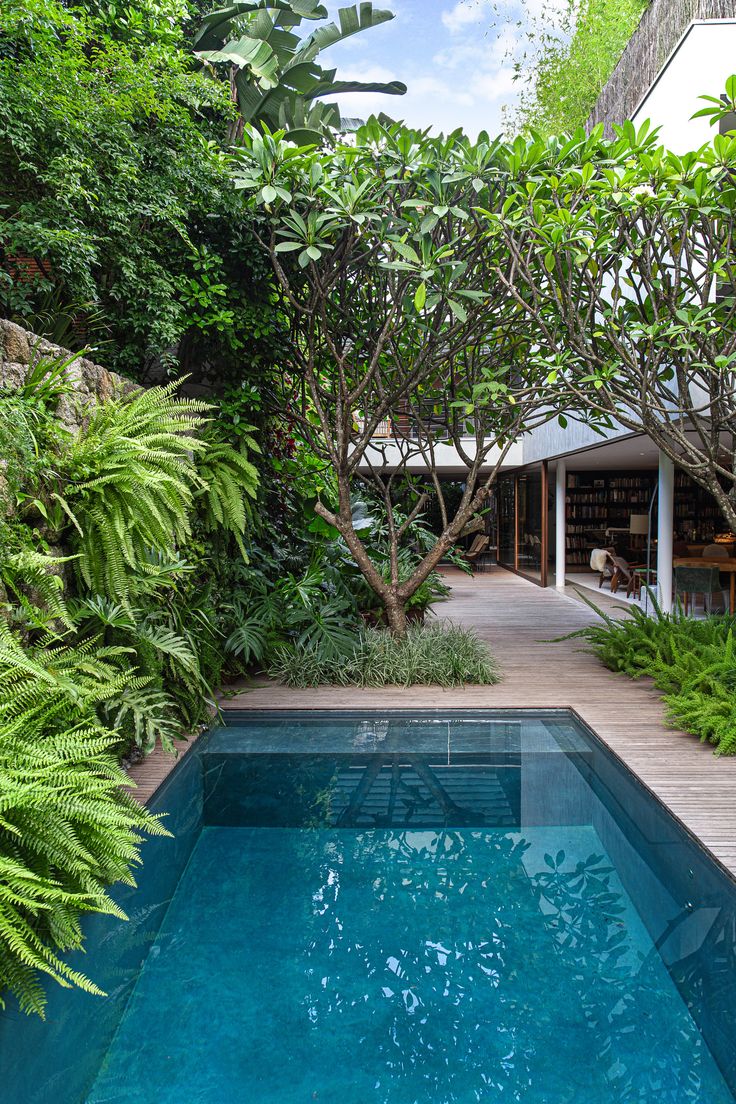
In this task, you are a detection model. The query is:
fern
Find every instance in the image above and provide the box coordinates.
[0,623,166,1016]
[561,594,736,755]
[196,432,260,558]
[0,547,74,631]
[62,383,212,598]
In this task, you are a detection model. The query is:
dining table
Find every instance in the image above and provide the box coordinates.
[672,556,736,614]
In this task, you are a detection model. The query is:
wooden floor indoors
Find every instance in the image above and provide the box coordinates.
[129,566,736,879]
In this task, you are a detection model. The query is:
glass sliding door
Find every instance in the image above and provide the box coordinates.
[497,465,549,585]
[517,468,545,581]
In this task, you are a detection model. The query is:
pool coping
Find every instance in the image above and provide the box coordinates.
[129,704,736,895]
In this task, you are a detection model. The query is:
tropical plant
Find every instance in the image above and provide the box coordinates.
[270,620,499,687]
[59,383,210,598]
[560,594,736,754]
[0,622,166,1016]
[195,426,261,558]
[1,355,262,746]
[231,118,562,633]
[194,0,406,144]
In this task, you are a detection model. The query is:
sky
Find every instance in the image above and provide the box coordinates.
[324,0,563,138]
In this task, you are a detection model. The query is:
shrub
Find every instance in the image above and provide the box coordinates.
[564,596,736,754]
[270,621,500,688]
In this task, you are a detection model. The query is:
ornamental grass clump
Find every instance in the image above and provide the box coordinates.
[270,621,499,689]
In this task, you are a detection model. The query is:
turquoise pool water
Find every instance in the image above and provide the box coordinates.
[3,711,736,1103]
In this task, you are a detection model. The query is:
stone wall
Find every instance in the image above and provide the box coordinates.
[587,0,735,135]
[0,319,133,429]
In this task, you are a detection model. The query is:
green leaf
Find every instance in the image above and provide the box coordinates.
[414,282,427,311]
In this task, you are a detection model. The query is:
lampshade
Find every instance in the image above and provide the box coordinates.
[629,514,649,535]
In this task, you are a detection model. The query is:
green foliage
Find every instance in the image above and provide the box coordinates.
[564,597,736,755]
[233,118,560,626]
[222,556,363,666]
[2,366,262,736]
[0,350,271,1014]
[506,0,647,135]
[492,102,736,532]
[194,1,405,145]
[61,383,209,598]
[0,0,285,381]
[195,427,261,558]
[0,621,166,1016]
[271,621,499,688]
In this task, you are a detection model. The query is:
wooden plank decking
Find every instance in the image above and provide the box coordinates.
[215,567,736,878]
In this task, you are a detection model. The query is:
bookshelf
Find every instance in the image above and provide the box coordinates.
[674,470,725,540]
[566,472,654,567]
[565,470,727,568]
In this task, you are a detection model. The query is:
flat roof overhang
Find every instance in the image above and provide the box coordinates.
[354,436,525,476]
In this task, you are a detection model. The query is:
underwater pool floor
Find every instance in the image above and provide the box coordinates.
[88,824,732,1104]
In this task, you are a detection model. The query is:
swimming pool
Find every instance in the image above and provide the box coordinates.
[2,710,736,1103]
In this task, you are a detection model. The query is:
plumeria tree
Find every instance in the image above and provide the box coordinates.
[487,107,736,531]
[232,120,563,634]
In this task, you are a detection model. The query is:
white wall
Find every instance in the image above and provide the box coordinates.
[633,20,736,151]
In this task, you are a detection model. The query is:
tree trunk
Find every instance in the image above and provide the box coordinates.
[384,594,408,637]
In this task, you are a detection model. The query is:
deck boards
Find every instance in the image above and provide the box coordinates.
[216,567,736,878]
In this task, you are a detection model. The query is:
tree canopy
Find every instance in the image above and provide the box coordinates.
[232,119,564,631]
[492,108,736,531]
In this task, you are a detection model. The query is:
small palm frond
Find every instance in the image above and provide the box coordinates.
[102,684,182,755]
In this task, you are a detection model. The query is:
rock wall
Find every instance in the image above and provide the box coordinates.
[0,319,133,429]
[587,0,735,136]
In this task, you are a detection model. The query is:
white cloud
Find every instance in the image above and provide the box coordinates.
[328,0,575,138]
[471,67,517,101]
[441,0,493,35]
[335,68,477,135]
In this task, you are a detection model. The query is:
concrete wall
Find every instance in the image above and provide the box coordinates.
[358,435,524,475]
[520,418,629,467]
[632,20,736,150]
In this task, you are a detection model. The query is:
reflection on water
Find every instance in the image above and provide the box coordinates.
[204,751,522,828]
[87,826,734,1104]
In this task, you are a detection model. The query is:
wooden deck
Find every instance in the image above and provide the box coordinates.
[215,567,736,878]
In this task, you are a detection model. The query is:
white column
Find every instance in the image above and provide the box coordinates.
[555,459,566,589]
[657,451,674,613]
